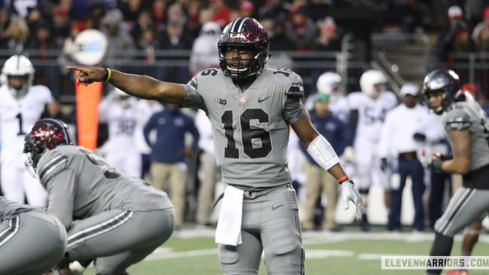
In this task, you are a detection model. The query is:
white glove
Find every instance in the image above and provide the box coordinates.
[341,179,363,220]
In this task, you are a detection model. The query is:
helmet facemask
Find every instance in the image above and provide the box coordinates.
[1,55,35,99]
[218,17,270,80]
[422,69,461,115]
[218,44,269,80]
[7,74,30,98]
[23,134,44,176]
[23,119,72,173]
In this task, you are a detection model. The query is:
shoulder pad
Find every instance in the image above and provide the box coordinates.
[197,68,220,78]
[286,82,305,98]
[283,70,304,98]
[37,148,69,184]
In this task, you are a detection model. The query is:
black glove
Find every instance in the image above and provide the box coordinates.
[413,132,427,142]
[421,152,443,172]
[441,154,453,161]
[380,158,389,172]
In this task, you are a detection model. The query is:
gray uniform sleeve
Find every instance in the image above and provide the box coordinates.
[182,77,207,112]
[283,77,306,124]
[444,108,472,131]
[37,150,76,229]
[45,168,76,229]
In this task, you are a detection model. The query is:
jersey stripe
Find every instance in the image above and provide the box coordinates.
[0,216,20,247]
[436,188,474,235]
[67,210,134,249]
[446,116,472,130]
[39,155,68,182]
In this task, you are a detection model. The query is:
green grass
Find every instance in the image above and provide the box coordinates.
[82,228,489,275]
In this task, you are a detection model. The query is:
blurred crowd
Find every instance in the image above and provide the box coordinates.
[0,0,463,98]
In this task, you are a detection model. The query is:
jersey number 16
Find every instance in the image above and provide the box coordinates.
[222,109,272,159]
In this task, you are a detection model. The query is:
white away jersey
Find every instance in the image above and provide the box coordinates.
[0,85,52,163]
[346,91,398,142]
[99,97,141,152]
[182,67,306,188]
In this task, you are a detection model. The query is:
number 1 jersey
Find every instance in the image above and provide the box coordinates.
[0,85,52,164]
[182,68,306,188]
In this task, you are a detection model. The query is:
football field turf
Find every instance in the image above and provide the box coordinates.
[84,227,489,275]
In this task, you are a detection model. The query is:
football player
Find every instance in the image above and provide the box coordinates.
[345,69,398,230]
[0,196,66,275]
[423,70,489,275]
[99,87,142,177]
[0,55,53,207]
[23,118,175,274]
[67,17,363,274]
[314,72,349,122]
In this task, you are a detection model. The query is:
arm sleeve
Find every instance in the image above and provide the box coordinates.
[182,76,207,112]
[283,76,306,124]
[45,168,76,230]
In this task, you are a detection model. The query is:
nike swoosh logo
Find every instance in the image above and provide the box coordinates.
[258,96,270,103]
[272,204,284,211]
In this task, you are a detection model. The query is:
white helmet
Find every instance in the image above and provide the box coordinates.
[111,87,131,108]
[1,55,35,98]
[359,69,386,98]
[316,72,341,95]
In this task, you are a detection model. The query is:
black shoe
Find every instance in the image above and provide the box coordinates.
[361,213,370,232]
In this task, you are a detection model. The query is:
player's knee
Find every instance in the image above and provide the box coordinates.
[433,220,456,237]
[267,219,301,256]
[219,244,239,265]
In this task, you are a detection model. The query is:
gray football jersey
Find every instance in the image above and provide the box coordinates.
[443,96,489,189]
[0,197,33,220]
[182,67,305,188]
[36,145,173,229]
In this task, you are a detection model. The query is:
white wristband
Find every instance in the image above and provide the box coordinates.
[306,135,340,171]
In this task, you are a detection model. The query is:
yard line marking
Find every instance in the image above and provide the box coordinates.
[305,249,354,259]
[145,248,217,261]
[357,254,401,260]
[170,228,489,244]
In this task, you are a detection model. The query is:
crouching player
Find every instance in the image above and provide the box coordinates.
[23,118,175,274]
[0,196,66,275]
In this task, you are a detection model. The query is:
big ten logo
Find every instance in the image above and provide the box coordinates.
[215,97,227,105]
[115,117,136,135]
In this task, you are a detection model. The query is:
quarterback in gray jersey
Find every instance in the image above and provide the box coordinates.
[423,69,489,275]
[67,17,363,275]
[0,196,66,275]
[23,118,175,275]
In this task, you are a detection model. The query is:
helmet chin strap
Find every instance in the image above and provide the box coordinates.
[434,106,444,115]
